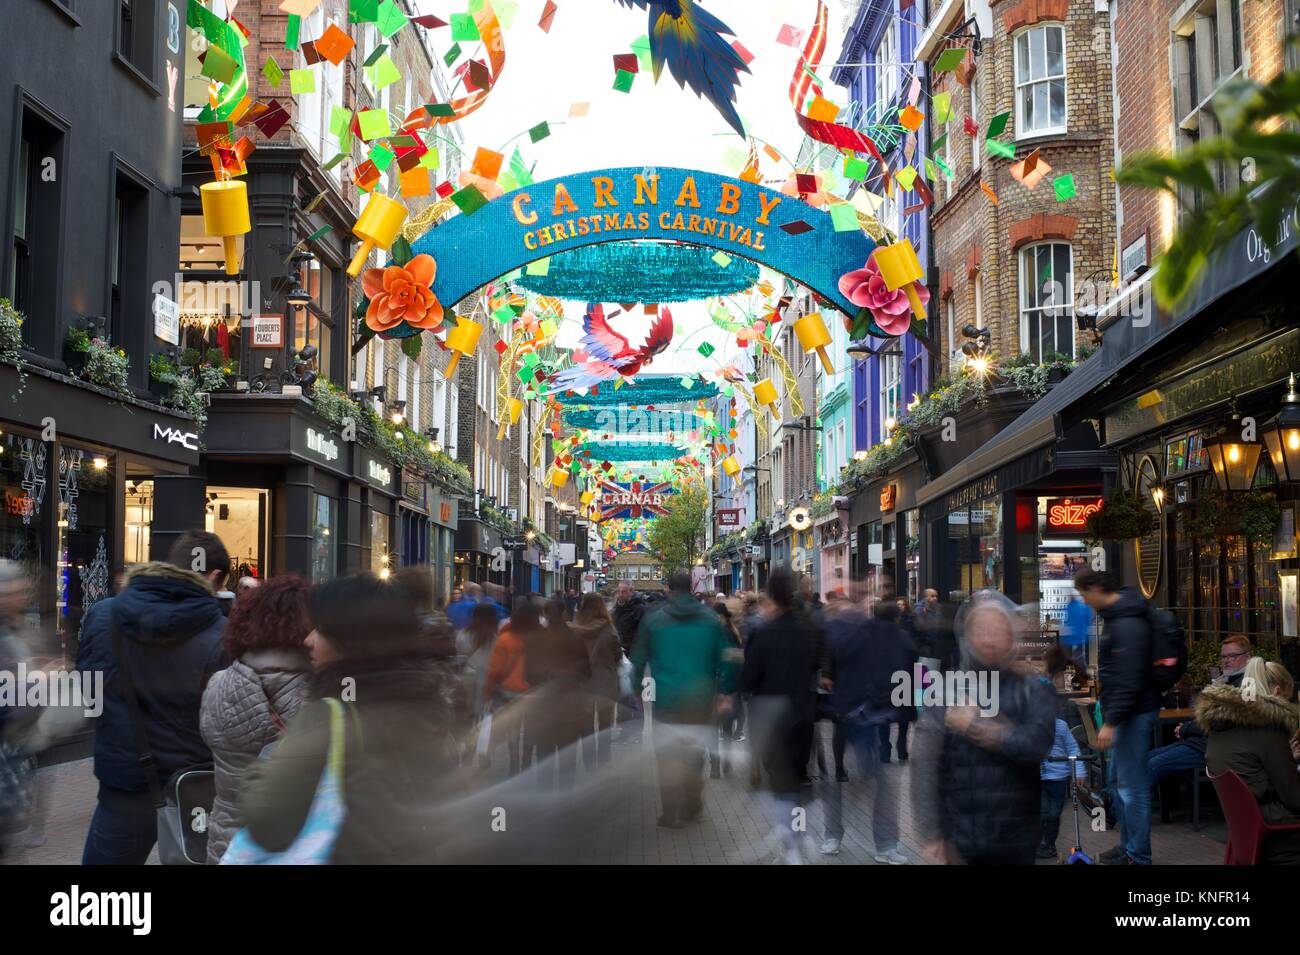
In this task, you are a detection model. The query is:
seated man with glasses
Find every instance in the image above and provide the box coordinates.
[1147,634,1252,787]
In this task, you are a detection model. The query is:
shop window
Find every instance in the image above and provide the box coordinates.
[116,0,159,81]
[371,511,392,576]
[1019,242,1074,362]
[57,447,114,660]
[292,258,336,383]
[1014,24,1066,137]
[111,168,149,349]
[880,347,901,440]
[123,479,153,565]
[0,430,50,630]
[1173,0,1244,208]
[312,493,337,580]
[206,487,268,581]
[9,107,65,351]
[875,21,898,114]
[903,509,920,605]
[946,497,1003,598]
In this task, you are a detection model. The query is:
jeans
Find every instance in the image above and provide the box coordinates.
[878,720,910,760]
[1040,778,1069,849]
[1111,708,1158,864]
[581,697,616,769]
[82,802,156,865]
[1148,739,1205,786]
[823,721,899,852]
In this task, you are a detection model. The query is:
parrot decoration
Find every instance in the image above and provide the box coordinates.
[613,0,751,137]
[548,303,674,392]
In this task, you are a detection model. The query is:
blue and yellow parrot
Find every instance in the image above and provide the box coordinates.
[614,0,750,136]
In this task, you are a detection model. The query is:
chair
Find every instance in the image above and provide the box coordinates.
[1208,769,1300,864]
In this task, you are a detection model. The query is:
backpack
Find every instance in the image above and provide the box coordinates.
[1146,605,1187,692]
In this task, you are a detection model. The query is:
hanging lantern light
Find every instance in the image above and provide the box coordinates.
[793,312,835,374]
[1204,403,1263,492]
[1263,373,1300,483]
[443,318,484,379]
[753,378,780,417]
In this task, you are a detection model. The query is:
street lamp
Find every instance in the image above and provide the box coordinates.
[1263,373,1300,482]
[1204,402,1263,492]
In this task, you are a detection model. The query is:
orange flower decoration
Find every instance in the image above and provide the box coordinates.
[362,254,443,333]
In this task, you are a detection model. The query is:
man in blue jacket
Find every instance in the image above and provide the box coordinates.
[78,530,231,864]
[1075,569,1161,865]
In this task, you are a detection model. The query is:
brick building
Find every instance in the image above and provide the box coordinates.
[920,0,1116,371]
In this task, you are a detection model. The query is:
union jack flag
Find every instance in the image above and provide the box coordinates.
[596,479,674,522]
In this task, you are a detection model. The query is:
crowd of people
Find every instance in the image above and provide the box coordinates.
[1,531,1299,866]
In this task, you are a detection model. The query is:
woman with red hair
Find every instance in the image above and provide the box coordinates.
[200,575,312,863]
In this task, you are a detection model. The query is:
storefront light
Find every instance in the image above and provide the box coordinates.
[1204,406,1263,492]
[967,355,991,376]
[92,456,108,471]
[1150,484,1166,511]
[1262,373,1300,482]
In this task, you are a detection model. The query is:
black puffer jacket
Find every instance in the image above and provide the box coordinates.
[612,596,644,654]
[76,562,229,804]
[1097,587,1162,726]
[742,609,823,719]
[932,669,1056,862]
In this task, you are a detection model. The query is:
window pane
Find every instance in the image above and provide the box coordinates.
[1038,314,1053,363]
[1017,33,1029,81]
[1031,28,1046,79]
[1047,26,1064,76]
[14,141,29,242]
[1022,250,1037,308]
[1056,313,1075,358]
[1054,243,1071,291]
[1050,78,1066,126]
[1022,85,1035,131]
[1033,83,1050,129]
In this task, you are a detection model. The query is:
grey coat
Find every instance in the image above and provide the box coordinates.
[199,649,310,864]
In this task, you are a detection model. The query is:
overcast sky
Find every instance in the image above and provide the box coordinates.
[410,0,853,379]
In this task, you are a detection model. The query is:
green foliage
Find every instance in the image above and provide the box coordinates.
[162,373,209,430]
[647,485,708,572]
[149,352,180,383]
[0,299,28,400]
[65,326,92,353]
[479,501,516,534]
[522,516,554,550]
[1084,492,1157,544]
[179,347,203,368]
[1115,59,1300,307]
[1187,638,1220,688]
[204,347,226,368]
[79,338,131,396]
[1185,487,1280,544]
[705,529,745,561]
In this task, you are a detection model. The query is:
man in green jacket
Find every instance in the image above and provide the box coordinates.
[631,571,737,828]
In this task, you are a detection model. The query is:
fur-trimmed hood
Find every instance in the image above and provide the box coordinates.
[125,560,216,594]
[113,560,223,646]
[1194,681,1299,736]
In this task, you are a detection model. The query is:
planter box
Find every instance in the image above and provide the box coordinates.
[63,347,87,377]
[148,378,174,403]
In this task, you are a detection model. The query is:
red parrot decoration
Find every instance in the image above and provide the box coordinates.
[548,303,674,391]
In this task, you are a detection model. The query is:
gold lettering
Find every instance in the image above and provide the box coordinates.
[524,231,538,251]
[553,222,569,241]
[552,183,578,216]
[577,217,591,235]
[638,212,650,229]
[622,212,637,229]
[605,213,620,230]
[727,222,743,242]
[589,214,605,233]
[738,228,753,246]
[674,176,701,208]
[536,226,553,247]
[671,212,686,230]
[512,192,538,225]
[658,211,672,229]
[688,214,701,232]
[634,174,659,206]
[592,177,618,207]
[756,192,783,226]
[716,182,742,216]
[752,231,765,251]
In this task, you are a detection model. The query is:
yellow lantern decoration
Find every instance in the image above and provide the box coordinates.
[752,378,780,417]
[200,179,250,276]
[496,396,526,440]
[347,194,409,278]
[873,238,928,321]
[721,456,741,478]
[580,490,595,506]
[551,466,569,488]
[443,318,483,379]
[793,312,835,375]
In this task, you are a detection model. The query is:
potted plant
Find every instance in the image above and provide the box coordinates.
[64,326,92,375]
[1044,351,1073,386]
[1083,492,1157,544]
[148,352,180,402]
[79,337,132,397]
[0,298,29,399]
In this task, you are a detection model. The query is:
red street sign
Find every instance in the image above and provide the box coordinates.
[717,508,742,527]
[1045,496,1104,531]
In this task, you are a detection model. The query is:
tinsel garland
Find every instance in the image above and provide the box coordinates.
[562,409,707,432]
[515,242,759,302]
[552,376,719,407]
[574,442,689,462]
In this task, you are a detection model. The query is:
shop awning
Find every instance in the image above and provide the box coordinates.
[915,350,1114,507]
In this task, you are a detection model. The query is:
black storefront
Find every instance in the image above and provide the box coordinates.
[0,365,200,660]
[455,510,506,590]
[151,392,400,581]
[848,450,926,604]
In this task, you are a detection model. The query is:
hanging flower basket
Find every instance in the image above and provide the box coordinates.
[1083,492,1157,544]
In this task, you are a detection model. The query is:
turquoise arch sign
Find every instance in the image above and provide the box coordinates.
[411,166,881,324]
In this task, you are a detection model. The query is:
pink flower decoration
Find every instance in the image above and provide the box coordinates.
[838,254,929,337]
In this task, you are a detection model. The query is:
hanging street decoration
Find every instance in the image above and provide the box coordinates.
[362,254,444,335]
[515,242,759,302]
[594,478,676,522]
[551,376,719,407]
[546,303,674,391]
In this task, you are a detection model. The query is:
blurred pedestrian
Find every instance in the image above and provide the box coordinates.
[709,601,743,778]
[484,597,537,775]
[459,602,502,768]
[572,594,622,768]
[912,595,1055,865]
[879,596,917,763]
[742,568,823,862]
[613,583,647,744]
[236,573,461,864]
[200,575,312,863]
[77,530,231,865]
[523,598,591,789]
[631,572,735,828]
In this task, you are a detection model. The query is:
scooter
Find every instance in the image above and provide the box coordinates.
[1047,753,1101,864]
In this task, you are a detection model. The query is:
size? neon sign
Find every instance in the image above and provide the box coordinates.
[1046,497,1104,531]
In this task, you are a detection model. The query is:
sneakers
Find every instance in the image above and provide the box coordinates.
[1036,844,1059,860]
[1098,845,1129,864]
[873,847,908,865]
[835,770,849,782]
[819,838,842,856]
